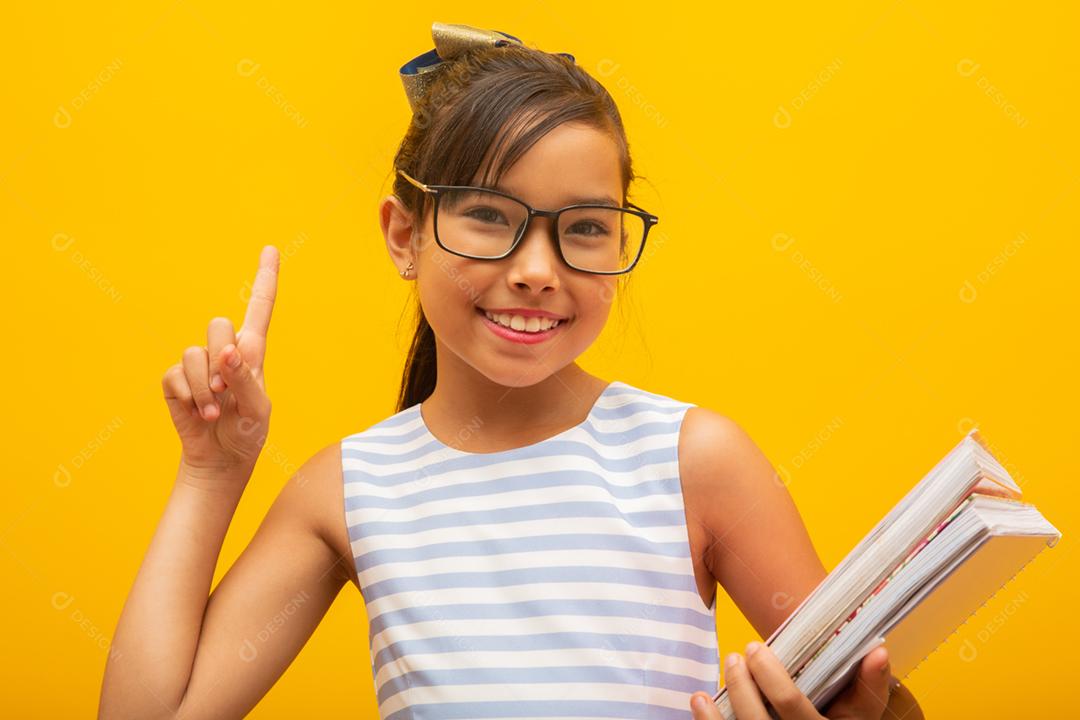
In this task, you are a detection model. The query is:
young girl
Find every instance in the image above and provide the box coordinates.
[100,22,924,720]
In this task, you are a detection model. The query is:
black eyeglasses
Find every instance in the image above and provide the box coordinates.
[397,168,658,275]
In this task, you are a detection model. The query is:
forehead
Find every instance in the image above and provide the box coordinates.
[475,122,623,207]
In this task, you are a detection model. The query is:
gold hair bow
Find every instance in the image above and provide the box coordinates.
[399,21,576,114]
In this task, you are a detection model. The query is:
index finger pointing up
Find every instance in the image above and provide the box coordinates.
[240,245,280,343]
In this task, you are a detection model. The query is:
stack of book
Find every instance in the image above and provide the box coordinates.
[712,428,1060,718]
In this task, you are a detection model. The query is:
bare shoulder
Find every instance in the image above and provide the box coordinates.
[678,405,827,638]
[678,406,769,566]
[277,439,357,589]
[678,406,761,609]
[678,406,779,517]
[679,407,768,491]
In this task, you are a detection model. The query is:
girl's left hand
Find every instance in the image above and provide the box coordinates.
[689,642,893,720]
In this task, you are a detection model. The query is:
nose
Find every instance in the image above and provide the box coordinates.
[504,214,562,292]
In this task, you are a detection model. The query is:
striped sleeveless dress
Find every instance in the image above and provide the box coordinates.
[340,380,720,720]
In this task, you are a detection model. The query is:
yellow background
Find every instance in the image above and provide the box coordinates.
[3,1,1076,717]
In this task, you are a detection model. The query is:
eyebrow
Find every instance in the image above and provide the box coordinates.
[492,185,621,208]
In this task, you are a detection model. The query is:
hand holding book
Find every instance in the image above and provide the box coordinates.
[704,429,1060,719]
[689,640,895,720]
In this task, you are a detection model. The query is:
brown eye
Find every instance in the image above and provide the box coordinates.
[566,220,608,236]
[465,206,507,224]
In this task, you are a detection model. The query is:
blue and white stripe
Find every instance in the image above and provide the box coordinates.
[341,380,720,719]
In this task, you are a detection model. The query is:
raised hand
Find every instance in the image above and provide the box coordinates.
[161,245,280,478]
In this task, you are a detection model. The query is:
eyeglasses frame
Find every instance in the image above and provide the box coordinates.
[396,168,658,275]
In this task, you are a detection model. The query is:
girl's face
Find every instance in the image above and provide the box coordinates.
[412,122,623,388]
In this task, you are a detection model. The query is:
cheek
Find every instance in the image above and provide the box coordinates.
[415,258,490,329]
[559,280,616,340]
[578,279,618,319]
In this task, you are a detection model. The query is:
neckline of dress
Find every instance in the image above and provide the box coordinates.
[416,380,620,458]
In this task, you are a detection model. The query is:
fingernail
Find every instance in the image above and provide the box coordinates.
[211,374,223,391]
[692,695,708,711]
[203,403,218,418]
[726,653,741,669]
[227,347,242,367]
[745,641,762,657]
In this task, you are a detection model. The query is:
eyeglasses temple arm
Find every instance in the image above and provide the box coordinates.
[625,201,658,223]
[396,168,431,192]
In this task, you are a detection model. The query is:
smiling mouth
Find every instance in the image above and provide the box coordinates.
[475,307,571,333]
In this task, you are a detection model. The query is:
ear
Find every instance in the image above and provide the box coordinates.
[379,194,418,277]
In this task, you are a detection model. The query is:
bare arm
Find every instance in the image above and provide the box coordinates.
[100,246,358,718]
[99,443,352,720]
[681,408,925,719]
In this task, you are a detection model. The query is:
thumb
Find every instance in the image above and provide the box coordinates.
[219,344,267,418]
[689,692,722,719]
[826,645,891,719]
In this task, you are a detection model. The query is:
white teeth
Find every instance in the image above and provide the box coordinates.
[483,310,562,332]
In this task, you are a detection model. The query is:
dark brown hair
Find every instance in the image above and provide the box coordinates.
[391,43,638,412]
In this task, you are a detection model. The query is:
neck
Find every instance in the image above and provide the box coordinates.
[421,341,608,452]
